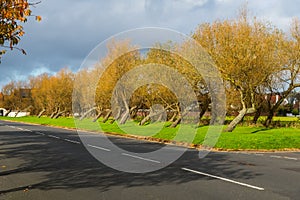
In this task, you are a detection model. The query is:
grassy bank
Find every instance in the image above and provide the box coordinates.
[0,116,299,150]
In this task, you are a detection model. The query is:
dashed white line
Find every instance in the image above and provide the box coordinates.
[283,156,298,160]
[254,154,264,156]
[35,132,45,136]
[64,139,80,144]
[270,155,282,159]
[182,167,265,191]
[121,153,161,164]
[48,135,60,139]
[22,128,32,132]
[87,144,111,152]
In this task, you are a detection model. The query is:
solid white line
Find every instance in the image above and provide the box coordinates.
[270,155,282,159]
[182,168,265,191]
[64,139,80,144]
[35,132,45,136]
[48,135,60,139]
[121,153,161,164]
[284,156,298,160]
[87,144,111,152]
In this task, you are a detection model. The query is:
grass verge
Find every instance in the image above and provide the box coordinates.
[0,116,299,151]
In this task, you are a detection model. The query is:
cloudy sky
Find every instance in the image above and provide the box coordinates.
[1,0,300,88]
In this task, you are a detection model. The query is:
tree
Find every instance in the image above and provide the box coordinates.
[263,18,300,126]
[193,10,285,132]
[0,0,41,61]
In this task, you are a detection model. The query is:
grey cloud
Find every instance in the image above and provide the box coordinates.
[0,0,299,89]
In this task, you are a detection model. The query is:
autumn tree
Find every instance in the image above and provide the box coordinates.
[30,68,74,118]
[193,11,285,132]
[0,0,41,61]
[1,80,32,115]
[263,18,300,126]
[94,39,141,123]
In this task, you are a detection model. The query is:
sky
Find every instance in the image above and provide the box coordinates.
[1,0,300,89]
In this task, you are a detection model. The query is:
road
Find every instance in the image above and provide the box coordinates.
[0,120,299,200]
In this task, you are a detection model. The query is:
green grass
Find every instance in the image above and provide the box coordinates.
[1,116,299,150]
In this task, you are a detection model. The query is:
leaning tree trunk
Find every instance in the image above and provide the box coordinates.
[119,109,130,124]
[102,110,112,123]
[168,112,177,122]
[226,108,247,132]
[54,109,66,119]
[92,111,103,122]
[80,106,97,121]
[170,109,189,128]
[170,115,182,128]
[50,107,59,118]
[129,106,138,119]
[4,109,11,117]
[14,110,20,117]
[37,108,46,118]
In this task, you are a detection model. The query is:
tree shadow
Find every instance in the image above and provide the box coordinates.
[251,128,270,134]
[0,126,263,195]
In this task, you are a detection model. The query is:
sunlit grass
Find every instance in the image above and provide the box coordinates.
[1,116,299,150]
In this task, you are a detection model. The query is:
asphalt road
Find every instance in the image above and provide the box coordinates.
[0,120,299,200]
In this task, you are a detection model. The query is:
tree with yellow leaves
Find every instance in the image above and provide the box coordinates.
[193,10,285,132]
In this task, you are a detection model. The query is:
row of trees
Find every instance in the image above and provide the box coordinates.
[1,11,300,132]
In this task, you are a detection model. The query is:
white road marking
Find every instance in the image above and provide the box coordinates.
[64,139,80,144]
[121,153,161,164]
[283,156,298,160]
[48,135,60,139]
[270,155,282,159]
[87,144,111,152]
[255,154,264,156]
[35,132,45,136]
[22,128,32,132]
[182,167,265,191]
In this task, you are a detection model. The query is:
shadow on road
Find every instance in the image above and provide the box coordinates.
[0,126,262,194]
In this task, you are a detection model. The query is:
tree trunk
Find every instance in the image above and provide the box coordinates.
[252,107,262,124]
[4,109,11,117]
[139,114,151,126]
[156,113,164,122]
[140,104,176,126]
[54,109,66,119]
[114,107,122,120]
[37,108,46,118]
[264,109,275,128]
[50,107,59,118]
[102,110,112,123]
[119,109,130,124]
[92,111,103,122]
[199,102,209,121]
[170,115,181,128]
[168,112,177,122]
[130,106,138,119]
[80,107,97,121]
[14,110,20,117]
[226,108,247,132]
